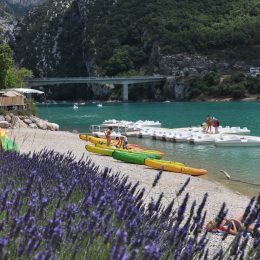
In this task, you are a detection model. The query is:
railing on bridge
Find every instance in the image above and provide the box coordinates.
[26,76,167,101]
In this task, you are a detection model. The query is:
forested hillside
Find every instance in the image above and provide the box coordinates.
[2,0,258,100]
[13,0,260,78]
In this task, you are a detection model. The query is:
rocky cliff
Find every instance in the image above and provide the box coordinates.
[6,0,43,7]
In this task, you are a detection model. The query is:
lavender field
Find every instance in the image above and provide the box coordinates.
[0,149,259,259]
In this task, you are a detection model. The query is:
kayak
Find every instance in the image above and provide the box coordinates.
[85,145,114,156]
[95,143,164,158]
[145,158,208,176]
[148,159,186,167]
[112,151,151,165]
[79,134,90,141]
[79,134,144,150]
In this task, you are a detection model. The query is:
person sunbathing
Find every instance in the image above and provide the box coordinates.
[206,214,259,236]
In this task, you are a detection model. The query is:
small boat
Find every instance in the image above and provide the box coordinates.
[86,145,114,156]
[95,143,164,158]
[173,132,191,143]
[145,158,208,176]
[215,135,260,147]
[165,132,177,142]
[189,134,219,145]
[97,104,103,107]
[138,129,153,138]
[73,104,78,110]
[154,131,167,141]
[112,151,154,165]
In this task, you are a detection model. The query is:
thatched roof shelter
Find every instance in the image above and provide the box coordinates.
[0,90,25,106]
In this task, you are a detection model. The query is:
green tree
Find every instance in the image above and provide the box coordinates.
[105,46,134,76]
[5,67,33,88]
[0,44,14,89]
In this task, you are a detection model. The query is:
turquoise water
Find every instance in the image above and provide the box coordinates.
[38,102,260,196]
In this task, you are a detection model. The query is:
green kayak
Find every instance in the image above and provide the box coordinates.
[112,150,156,165]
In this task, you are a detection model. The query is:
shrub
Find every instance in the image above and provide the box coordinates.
[230,84,246,99]
[0,108,7,116]
[26,99,38,115]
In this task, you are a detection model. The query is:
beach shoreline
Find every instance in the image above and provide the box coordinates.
[7,127,256,254]
[7,128,251,216]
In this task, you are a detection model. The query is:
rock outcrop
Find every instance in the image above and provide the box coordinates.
[1,114,59,131]
[159,53,260,77]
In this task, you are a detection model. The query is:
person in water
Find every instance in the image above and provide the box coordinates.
[104,127,112,146]
[206,214,259,236]
[206,115,212,133]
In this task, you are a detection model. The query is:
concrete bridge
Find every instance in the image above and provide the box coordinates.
[26,76,166,101]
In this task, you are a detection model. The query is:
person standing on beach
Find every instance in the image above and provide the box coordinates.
[213,118,219,134]
[104,127,112,146]
[206,115,212,133]
[122,135,128,149]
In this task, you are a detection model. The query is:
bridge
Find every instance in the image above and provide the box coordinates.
[26,76,166,101]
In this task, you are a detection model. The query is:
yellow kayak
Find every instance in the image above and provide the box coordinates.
[79,134,90,141]
[85,145,114,156]
[80,135,140,148]
[145,158,208,176]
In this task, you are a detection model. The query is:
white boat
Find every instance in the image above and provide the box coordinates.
[138,128,153,138]
[189,134,219,144]
[97,104,103,107]
[215,135,260,147]
[165,132,176,142]
[173,132,191,143]
[154,131,167,141]
[73,104,78,110]
[135,120,161,127]
[218,126,251,135]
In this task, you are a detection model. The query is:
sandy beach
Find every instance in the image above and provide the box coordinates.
[7,128,254,254]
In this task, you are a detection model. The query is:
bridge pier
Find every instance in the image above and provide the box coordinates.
[122,83,129,101]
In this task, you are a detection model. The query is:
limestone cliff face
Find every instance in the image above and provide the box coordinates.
[159,53,259,77]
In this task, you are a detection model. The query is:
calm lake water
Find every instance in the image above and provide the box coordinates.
[38,101,260,197]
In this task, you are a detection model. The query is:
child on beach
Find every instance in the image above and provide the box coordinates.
[115,135,128,149]
[104,127,112,146]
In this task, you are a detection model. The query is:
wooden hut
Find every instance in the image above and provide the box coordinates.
[0,90,27,111]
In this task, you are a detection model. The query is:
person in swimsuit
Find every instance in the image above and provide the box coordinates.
[104,127,112,146]
[213,117,219,134]
[206,115,212,133]
[206,214,258,235]
[115,136,123,148]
